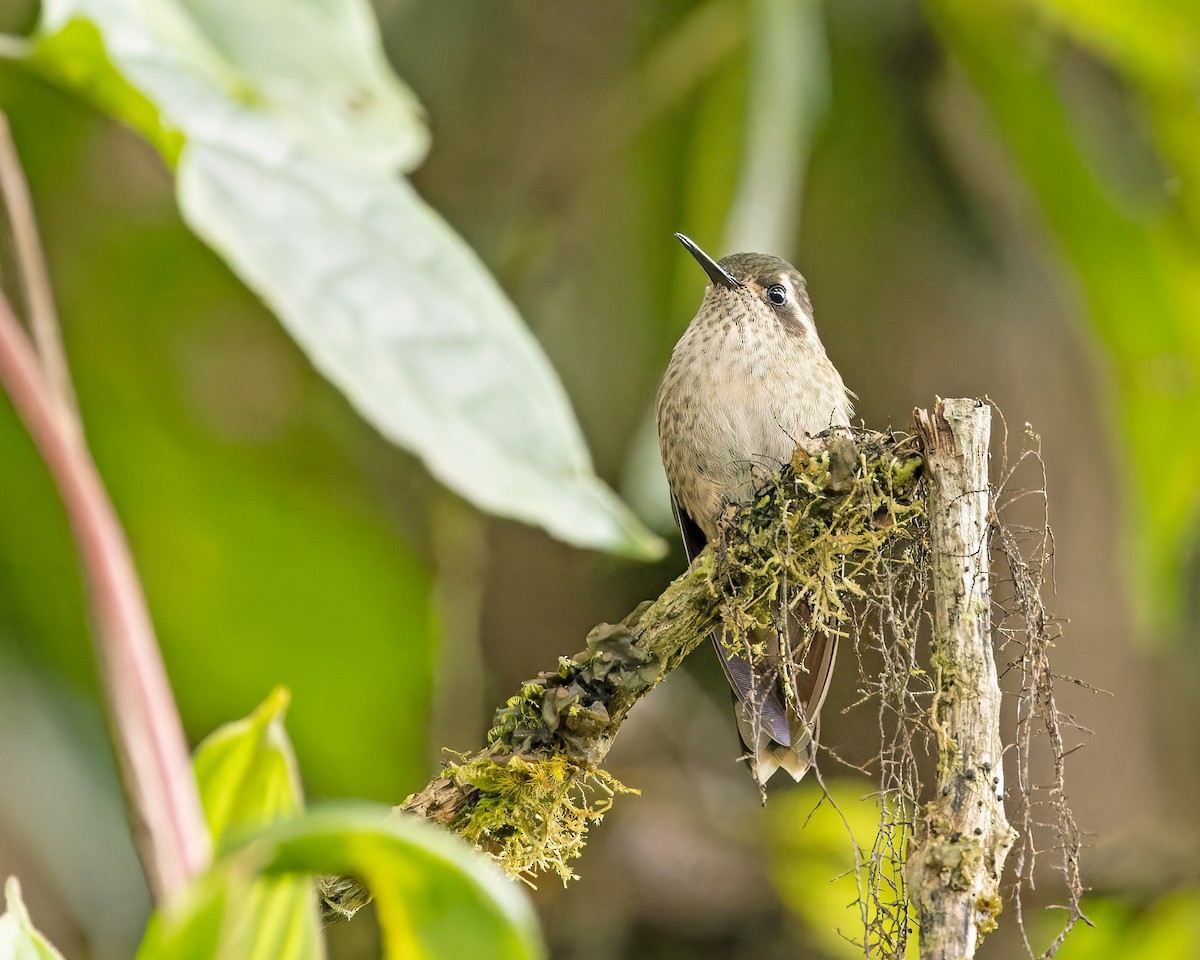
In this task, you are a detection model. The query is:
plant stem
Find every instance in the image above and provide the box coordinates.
[0,113,76,415]
[0,131,209,902]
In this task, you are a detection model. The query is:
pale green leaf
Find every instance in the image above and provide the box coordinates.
[193,686,304,846]
[28,0,664,559]
[0,877,67,960]
[261,807,544,960]
[136,846,325,960]
[137,869,241,960]
[176,139,663,558]
[35,0,428,174]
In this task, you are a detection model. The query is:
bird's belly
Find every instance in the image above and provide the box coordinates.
[657,322,850,539]
[693,399,798,501]
[661,389,815,539]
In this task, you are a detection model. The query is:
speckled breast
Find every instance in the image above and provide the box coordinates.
[656,313,851,540]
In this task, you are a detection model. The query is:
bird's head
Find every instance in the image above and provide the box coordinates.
[675,232,817,340]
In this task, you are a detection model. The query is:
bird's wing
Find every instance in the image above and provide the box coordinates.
[671,494,838,785]
[671,494,708,565]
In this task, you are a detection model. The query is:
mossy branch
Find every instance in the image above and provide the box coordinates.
[320,427,925,922]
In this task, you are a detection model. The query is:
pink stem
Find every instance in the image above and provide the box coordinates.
[0,292,210,903]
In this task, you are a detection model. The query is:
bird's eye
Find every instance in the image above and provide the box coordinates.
[767,284,787,305]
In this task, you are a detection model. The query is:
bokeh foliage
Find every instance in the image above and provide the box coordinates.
[29,0,662,561]
[2,0,1200,958]
[931,0,1200,628]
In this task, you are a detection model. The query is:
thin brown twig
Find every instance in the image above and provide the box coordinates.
[990,427,1089,958]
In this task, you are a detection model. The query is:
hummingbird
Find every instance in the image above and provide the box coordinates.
[656,233,853,785]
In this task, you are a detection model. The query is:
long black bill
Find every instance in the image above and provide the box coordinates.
[675,233,744,289]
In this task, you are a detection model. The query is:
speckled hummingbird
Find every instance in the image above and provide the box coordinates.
[656,233,854,785]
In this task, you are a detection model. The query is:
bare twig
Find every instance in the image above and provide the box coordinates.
[909,399,1016,959]
[991,423,1089,958]
[0,136,208,903]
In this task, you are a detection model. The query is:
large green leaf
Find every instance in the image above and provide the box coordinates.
[26,0,663,560]
[188,689,322,960]
[32,0,427,172]
[138,806,545,960]
[143,699,542,959]
[0,877,67,960]
[263,808,544,960]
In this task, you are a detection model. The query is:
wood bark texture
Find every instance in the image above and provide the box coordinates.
[909,398,1016,959]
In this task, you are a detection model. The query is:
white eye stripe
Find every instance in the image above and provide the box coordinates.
[781,274,817,330]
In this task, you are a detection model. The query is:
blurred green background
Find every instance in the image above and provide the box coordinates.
[2,0,1199,957]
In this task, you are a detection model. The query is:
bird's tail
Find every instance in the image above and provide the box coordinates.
[715,616,839,788]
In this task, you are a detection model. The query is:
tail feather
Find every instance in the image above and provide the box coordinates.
[715,626,838,787]
[671,494,839,788]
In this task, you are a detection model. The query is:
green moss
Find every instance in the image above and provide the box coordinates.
[442,428,927,887]
[446,753,635,884]
[713,429,926,670]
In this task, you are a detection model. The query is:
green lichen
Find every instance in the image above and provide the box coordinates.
[486,608,661,765]
[436,609,659,884]
[445,753,635,884]
[975,890,1004,936]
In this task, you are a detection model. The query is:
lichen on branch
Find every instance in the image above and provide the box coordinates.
[713,430,926,663]
[320,427,926,919]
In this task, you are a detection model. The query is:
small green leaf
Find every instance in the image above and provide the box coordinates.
[137,868,244,960]
[259,807,545,960]
[193,686,303,848]
[0,877,67,960]
[174,690,322,960]
[138,805,545,960]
